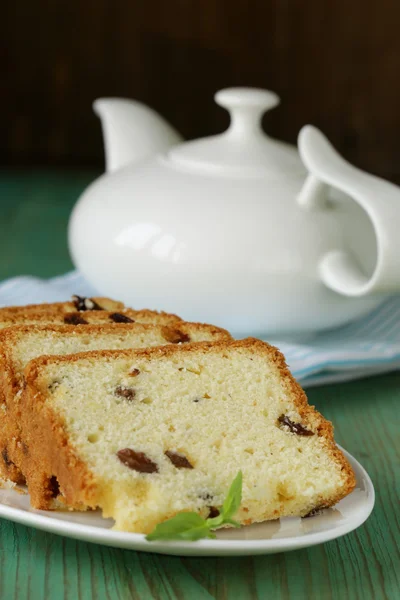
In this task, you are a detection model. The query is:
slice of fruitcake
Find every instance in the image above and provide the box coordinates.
[0,295,125,314]
[0,308,181,330]
[21,338,355,533]
[0,294,182,329]
[0,322,229,484]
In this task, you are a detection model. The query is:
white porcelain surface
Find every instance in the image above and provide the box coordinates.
[69,87,400,337]
[298,126,400,297]
[168,88,303,176]
[94,98,182,173]
[0,447,374,557]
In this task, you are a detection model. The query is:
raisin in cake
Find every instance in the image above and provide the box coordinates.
[0,322,229,484]
[21,339,355,532]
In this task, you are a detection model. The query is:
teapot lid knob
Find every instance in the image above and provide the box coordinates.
[215,88,280,136]
[167,86,302,177]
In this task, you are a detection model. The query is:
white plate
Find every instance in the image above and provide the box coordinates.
[0,447,374,556]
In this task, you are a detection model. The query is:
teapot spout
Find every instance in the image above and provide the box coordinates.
[93,98,183,173]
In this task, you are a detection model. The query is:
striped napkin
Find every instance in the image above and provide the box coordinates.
[1,271,399,388]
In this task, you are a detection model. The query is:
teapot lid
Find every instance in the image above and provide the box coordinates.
[166,88,305,178]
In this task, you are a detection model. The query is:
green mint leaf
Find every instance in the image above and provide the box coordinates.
[146,512,212,541]
[146,471,243,542]
[221,471,243,521]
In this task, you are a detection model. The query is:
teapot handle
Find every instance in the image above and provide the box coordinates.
[297,126,400,297]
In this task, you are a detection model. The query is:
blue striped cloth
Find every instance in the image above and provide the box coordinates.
[1,271,399,388]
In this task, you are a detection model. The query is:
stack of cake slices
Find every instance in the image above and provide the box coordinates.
[0,294,355,533]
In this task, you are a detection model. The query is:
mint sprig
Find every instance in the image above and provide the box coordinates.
[146,471,243,542]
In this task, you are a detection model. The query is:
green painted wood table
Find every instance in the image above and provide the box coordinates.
[0,169,398,600]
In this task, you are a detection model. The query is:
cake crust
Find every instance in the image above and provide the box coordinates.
[20,338,356,524]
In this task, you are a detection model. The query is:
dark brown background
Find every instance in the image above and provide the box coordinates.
[2,0,400,181]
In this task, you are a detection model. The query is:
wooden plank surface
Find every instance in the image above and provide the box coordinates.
[0,169,96,280]
[3,1,400,183]
[0,172,398,599]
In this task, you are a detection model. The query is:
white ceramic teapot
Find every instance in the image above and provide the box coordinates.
[68,88,400,337]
